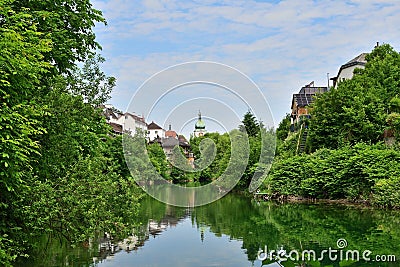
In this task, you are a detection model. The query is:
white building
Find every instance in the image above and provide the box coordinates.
[116,113,147,135]
[147,121,165,141]
[330,53,367,88]
[103,105,147,136]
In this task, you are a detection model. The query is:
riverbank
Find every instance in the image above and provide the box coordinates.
[261,143,400,209]
[254,194,377,208]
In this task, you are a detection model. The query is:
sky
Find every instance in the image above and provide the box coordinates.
[91,0,400,138]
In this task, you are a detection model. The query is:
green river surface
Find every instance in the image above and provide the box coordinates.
[18,193,400,267]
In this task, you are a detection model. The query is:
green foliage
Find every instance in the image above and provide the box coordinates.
[373,177,400,209]
[68,54,116,106]
[309,44,400,150]
[268,44,400,208]
[9,0,106,75]
[239,111,259,137]
[264,143,400,206]
[147,142,169,179]
[190,132,231,183]
[189,111,275,191]
[0,0,144,264]
[275,131,299,157]
[275,113,291,141]
[264,155,306,196]
[169,145,191,182]
[0,2,54,263]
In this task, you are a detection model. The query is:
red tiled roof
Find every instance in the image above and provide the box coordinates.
[165,130,177,138]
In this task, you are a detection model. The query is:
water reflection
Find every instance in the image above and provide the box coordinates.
[92,207,190,265]
[18,194,400,267]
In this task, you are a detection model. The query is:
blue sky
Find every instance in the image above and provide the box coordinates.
[92,0,400,137]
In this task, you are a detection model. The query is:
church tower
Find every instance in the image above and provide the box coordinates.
[193,110,206,137]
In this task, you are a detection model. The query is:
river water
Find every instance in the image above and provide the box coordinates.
[19,193,400,267]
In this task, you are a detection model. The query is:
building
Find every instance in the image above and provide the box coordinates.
[165,124,178,139]
[101,105,123,135]
[330,53,368,88]
[161,137,179,157]
[193,111,206,137]
[108,122,123,135]
[115,112,147,136]
[159,125,192,160]
[178,135,190,155]
[147,121,165,141]
[101,104,147,136]
[161,124,179,156]
[290,84,328,130]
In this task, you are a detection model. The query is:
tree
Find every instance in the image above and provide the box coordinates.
[0,1,137,264]
[387,96,400,138]
[9,0,106,75]
[68,54,116,106]
[147,142,169,179]
[239,111,260,137]
[309,44,400,150]
[276,114,291,141]
[0,3,53,264]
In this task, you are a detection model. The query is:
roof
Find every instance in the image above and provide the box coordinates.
[299,86,327,94]
[342,53,368,68]
[178,135,190,147]
[161,137,179,148]
[292,86,327,108]
[195,119,205,129]
[333,53,368,80]
[124,112,146,124]
[147,121,163,130]
[102,106,120,121]
[108,122,123,133]
[292,94,315,108]
[165,130,177,138]
[195,111,206,129]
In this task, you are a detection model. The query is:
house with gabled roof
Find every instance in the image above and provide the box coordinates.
[165,124,178,139]
[115,112,147,136]
[330,52,368,88]
[147,121,165,141]
[290,84,328,129]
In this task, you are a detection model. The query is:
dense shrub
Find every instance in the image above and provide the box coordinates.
[264,144,400,207]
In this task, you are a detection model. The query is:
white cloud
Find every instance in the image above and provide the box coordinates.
[92,0,400,128]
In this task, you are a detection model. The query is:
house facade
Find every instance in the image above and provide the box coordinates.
[101,105,147,136]
[290,85,328,129]
[330,53,367,88]
[147,121,165,141]
[102,105,194,159]
[115,113,147,135]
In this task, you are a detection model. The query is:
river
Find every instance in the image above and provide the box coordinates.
[18,193,400,267]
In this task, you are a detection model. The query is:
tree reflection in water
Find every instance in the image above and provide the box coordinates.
[19,194,400,267]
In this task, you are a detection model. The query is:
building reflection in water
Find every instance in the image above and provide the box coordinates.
[92,210,189,265]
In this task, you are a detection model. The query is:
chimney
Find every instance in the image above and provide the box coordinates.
[375,42,379,48]
[169,124,171,131]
